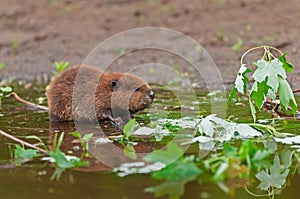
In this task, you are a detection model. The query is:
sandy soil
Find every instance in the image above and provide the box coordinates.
[0,0,300,89]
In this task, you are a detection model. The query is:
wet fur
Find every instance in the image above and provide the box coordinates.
[47,65,153,122]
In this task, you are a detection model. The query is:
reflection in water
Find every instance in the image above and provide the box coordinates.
[48,121,162,171]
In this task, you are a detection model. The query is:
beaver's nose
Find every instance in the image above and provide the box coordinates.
[149,90,155,99]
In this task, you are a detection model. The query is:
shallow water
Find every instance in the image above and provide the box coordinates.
[0,83,300,199]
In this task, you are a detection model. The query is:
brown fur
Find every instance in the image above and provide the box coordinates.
[47,65,154,122]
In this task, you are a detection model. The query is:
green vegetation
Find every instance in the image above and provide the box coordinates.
[0,86,12,105]
[113,45,299,199]
[69,132,93,157]
[12,132,88,180]
[0,63,5,69]
[53,61,70,75]
[231,38,243,52]
[228,46,297,121]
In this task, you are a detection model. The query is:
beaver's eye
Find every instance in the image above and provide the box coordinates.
[134,87,140,92]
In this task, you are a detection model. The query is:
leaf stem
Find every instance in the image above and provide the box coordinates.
[248,123,284,138]
[244,186,270,197]
[240,45,283,65]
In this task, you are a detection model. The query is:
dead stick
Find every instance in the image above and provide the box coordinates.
[293,88,300,94]
[10,92,48,111]
[0,129,48,154]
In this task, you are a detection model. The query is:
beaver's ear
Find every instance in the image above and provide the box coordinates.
[110,80,119,91]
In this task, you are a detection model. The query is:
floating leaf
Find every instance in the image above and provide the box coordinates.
[197,114,261,142]
[151,157,202,182]
[114,162,165,177]
[274,135,300,145]
[132,126,171,142]
[143,142,184,165]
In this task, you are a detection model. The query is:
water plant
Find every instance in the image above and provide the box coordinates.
[0,86,12,105]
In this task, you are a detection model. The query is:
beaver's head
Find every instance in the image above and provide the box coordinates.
[108,72,154,114]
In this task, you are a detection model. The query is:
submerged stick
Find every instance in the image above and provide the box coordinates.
[0,129,48,154]
[10,92,48,111]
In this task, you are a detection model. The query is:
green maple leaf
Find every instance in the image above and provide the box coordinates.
[227,64,251,107]
[250,81,269,109]
[278,52,294,73]
[123,119,137,138]
[234,64,252,94]
[256,155,289,190]
[253,58,286,93]
[278,76,297,114]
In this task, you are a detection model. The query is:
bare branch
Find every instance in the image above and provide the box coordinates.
[0,129,48,154]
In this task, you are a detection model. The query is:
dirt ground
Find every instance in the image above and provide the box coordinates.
[1,0,300,89]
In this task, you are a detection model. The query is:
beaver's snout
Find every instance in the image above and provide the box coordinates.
[145,90,154,105]
[148,90,155,100]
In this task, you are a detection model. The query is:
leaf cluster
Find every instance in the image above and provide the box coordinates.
[228,46,297,121]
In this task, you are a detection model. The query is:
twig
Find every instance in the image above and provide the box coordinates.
[0,129,48,154]
[10,92,48,111]
[293,88,300,94]
[246,89,300,117]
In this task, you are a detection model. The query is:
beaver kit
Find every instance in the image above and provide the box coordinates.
[47,65,154,123]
